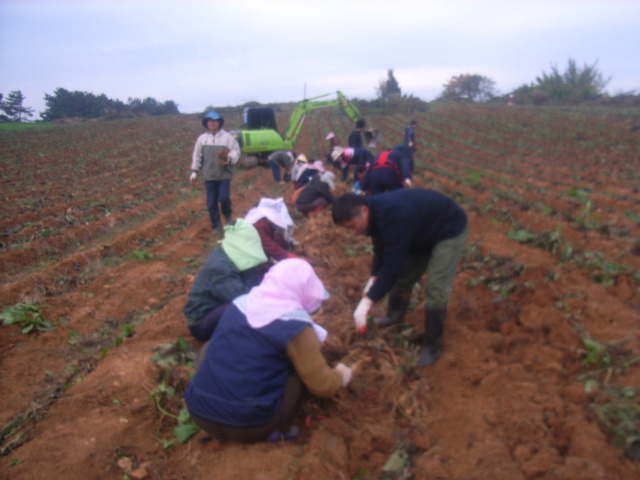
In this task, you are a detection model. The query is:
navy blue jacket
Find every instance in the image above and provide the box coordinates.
[404,124,416,152]
[348,128,363,148]
[183,248,265,326]
[184,295,310,427]
[364,189,467,301]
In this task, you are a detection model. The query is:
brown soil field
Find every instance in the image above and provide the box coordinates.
[1,105,639,479]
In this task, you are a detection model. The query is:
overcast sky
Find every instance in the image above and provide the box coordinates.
[1,0,639,117]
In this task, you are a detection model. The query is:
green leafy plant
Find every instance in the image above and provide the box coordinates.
[151,337,197,370]
[507,228,536,243]
[150,338,200,444]
[582,338,612,368]
[594,387,640,449]
[623,209,640,223]
[575,199,593,227]
[173,408,201,444]
[1,303,53,334]
[114,324,133,346]
[130,250,154,261]
[567,187,590,201]
[579,335,640,450]
[464,170,481,188]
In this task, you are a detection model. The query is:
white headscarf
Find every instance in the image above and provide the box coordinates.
[242,258,328,342]
[244,197,295,243]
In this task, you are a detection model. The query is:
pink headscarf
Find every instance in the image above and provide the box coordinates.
[245,258,328,340]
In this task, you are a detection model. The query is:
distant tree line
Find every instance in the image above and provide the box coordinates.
[3,58,636,125]
[226,58,635,120]
[41,88,179,121]
[0,88,180,123]
[371,58,637,109]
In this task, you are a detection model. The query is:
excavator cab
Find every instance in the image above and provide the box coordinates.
[243,107,278,131]
[232,107,281,154]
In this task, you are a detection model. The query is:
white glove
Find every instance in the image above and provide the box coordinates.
[334,363,352,387]
[353,297,373,334]
[404,178,412,187]
[362,276,376,297]
[189,172,197,184]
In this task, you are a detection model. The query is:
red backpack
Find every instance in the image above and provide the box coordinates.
[371,150,401,178]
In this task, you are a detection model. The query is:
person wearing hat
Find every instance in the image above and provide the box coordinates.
[190,110,241,234]
[245,197,302,262]
[184,258,353,443]
[325,131,340,150]
[331,146,375,184]
[324,131,341,165]
[293,158,322,190]
[183,219,269,342]
[291,153,309,185]
[331,189,468,367]
[295,171,336,216]
[268,150,295,183]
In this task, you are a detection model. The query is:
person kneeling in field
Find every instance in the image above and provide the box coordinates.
[331,189,468,366]
[360,145,412,195]
[184,258,353,443]
[295,171,335,216]
[245,197,304,262]
[183,219,269,342]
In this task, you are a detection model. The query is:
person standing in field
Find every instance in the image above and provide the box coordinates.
[190,110,241,234]
[348,119,366,148]
[403,120,418,174]
[331,189,468,366]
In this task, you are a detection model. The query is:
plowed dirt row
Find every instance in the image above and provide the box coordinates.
[1,108,639,480]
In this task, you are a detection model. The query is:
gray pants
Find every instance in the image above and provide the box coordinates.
[394,224,469,309]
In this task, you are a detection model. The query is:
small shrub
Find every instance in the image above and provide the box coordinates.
[1,303,53,334]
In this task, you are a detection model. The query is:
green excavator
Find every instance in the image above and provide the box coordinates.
[231,91,378,165]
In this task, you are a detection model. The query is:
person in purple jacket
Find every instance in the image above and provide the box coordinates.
[332,189,468,366]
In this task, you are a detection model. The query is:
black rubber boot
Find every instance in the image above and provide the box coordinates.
[374,286,412,328]
[417,308,447,366]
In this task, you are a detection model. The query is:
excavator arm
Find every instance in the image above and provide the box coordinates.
[282,91,363,146]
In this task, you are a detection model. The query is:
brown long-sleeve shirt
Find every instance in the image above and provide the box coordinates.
[287,326,343,397]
